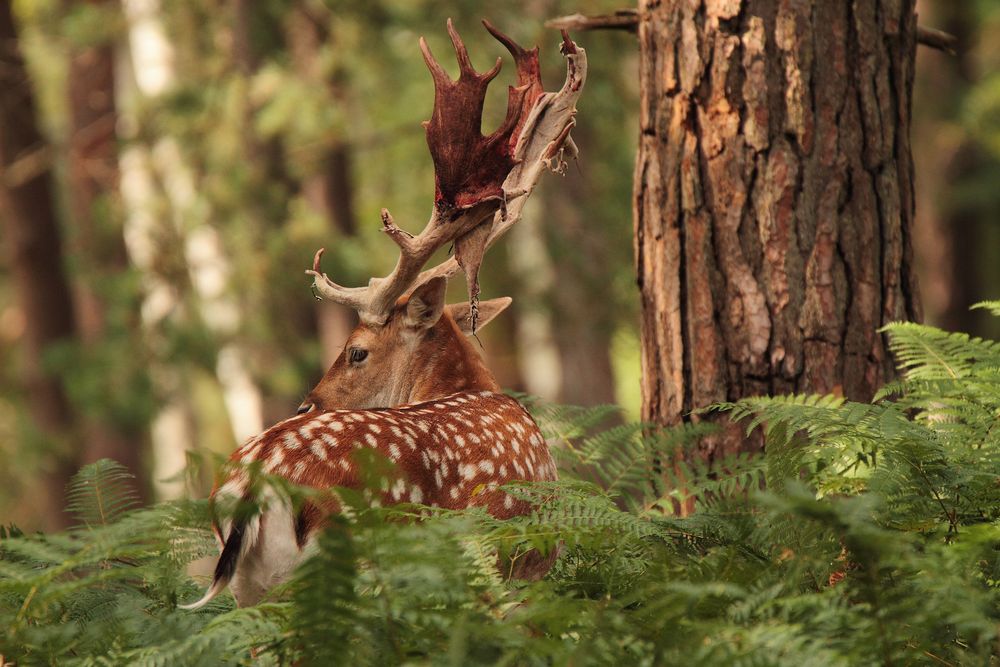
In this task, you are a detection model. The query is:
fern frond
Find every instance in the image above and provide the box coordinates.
[66,459,140,528]
[288,516,358,664]
[882,321,1000,381]
[970,300,1000,317]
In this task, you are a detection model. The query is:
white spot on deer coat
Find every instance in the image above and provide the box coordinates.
[368,423,381,434]
[310,441,328,461]
[478,460,495,475]
[283,432,302,450]
[264,448,285,472]
[388,444,401,461]
[461,464,477,480]
[364,433,377,447]
[409,486,423,503]
[240,442,261,463]
[454,435,465,447]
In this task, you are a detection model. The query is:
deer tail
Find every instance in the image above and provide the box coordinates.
[179,515,250,610]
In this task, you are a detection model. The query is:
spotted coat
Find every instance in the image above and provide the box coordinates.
[213,391,555,548]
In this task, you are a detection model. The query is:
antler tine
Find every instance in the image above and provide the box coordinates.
[446,18,502,82]
[483,20,542,89]
[306,248,371,312]
[419,36,451,87]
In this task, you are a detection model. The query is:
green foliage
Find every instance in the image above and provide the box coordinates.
[65,460,141,529]
[5,316,1000,664]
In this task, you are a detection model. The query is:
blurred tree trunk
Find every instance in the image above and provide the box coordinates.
[305,144,360,368]
[913,0,990,335]
[287,4,359,368]
[544,168,618,407]
[0,1,79,528]
[634,1,921,466]
[507,202,564,402]
[65,0,147,494]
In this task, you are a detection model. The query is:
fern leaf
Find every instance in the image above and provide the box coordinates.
[66,459,140,528]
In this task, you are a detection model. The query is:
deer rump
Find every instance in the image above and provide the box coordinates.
[181,391,557,609]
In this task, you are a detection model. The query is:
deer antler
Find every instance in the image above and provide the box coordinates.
[308,20,587,329]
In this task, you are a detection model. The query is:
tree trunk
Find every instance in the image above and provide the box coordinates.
[544,169,619,407]
[65,0,148,493]
[0,1,79,528]
[634,0,921,462]
[286,3,360,368]
[912,0,993,336]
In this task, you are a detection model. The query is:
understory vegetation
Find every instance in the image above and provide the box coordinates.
[3,308,1000,665]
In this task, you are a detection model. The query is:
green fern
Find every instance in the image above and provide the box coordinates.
[5,310,1000,664]
[66,459,140,528]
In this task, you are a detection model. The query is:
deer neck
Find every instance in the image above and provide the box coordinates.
[407,317,500,404]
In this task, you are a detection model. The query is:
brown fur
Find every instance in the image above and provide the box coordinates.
[226,391,555,528]
[304,283,500,411]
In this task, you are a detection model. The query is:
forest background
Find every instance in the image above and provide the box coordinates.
[0,0,998,530]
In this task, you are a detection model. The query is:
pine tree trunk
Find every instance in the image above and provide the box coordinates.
[634,0,921,462]
[0,2,79,528]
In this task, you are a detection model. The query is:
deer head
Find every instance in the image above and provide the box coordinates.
[301,277,513,411]
[302,20,586,412]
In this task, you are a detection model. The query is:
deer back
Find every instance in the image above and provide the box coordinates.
[216,391,555,542]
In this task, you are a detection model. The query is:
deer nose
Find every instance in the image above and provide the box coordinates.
[296,402,315,415]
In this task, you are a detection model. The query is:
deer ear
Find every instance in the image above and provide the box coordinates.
[446,297,512,336]
[405,276,448,329]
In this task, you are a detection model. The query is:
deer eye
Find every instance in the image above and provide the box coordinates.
[348,347,369,364]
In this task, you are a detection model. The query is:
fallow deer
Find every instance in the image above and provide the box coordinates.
[181,20,586,610]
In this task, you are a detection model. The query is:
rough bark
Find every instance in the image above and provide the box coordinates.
[634,0,921,462]
[0,1,79,528]
[65,0,148,492]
